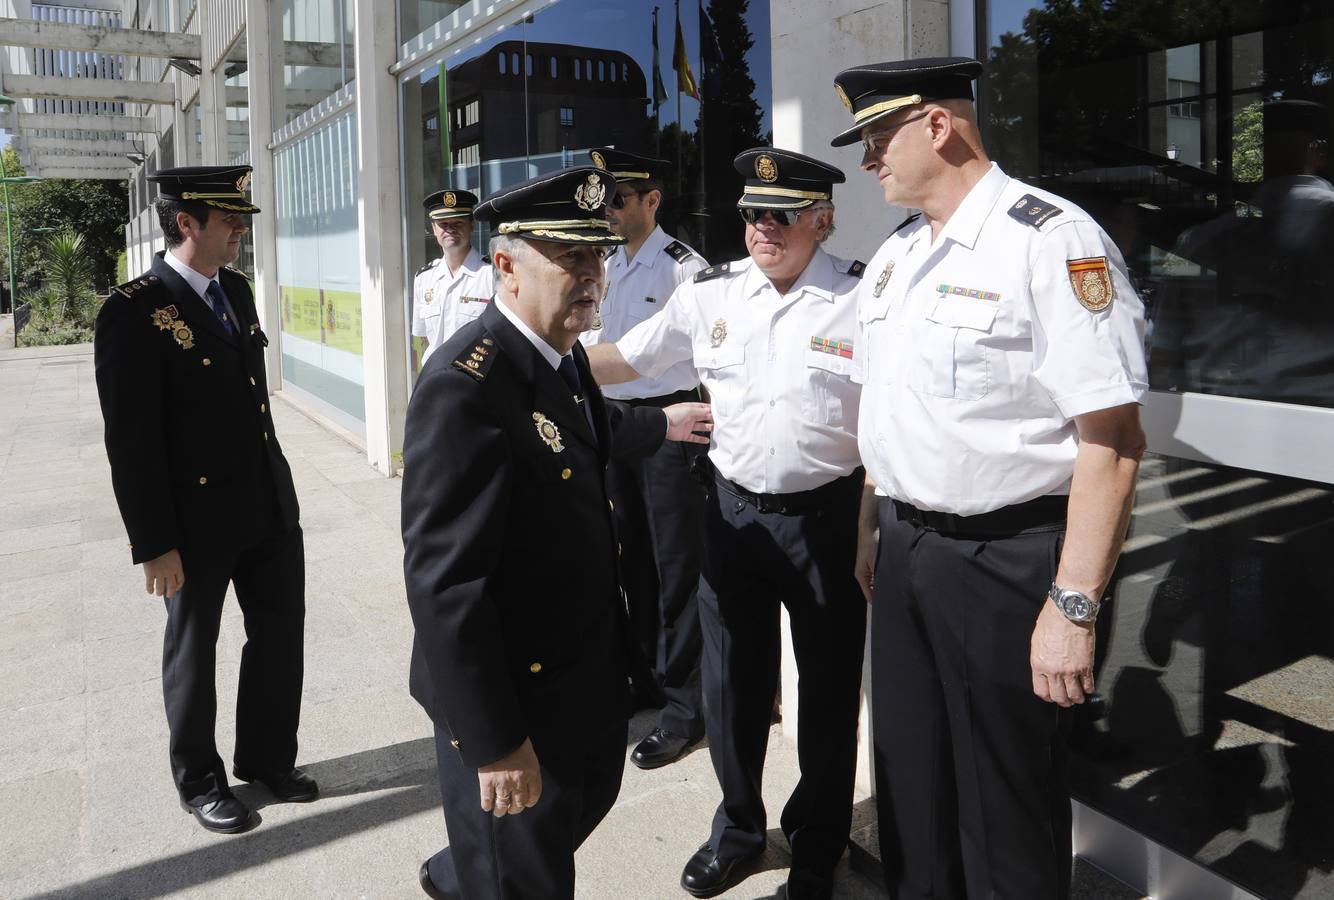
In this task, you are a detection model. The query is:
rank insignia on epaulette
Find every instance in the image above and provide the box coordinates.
[1066,257,1115,312]
[114,274,160,298]
[695,263,732,283]
[847,260,866,279]
[452,340,496,381]
[710,318,727,348]
[1008,194,1063,228]
[873,262,894,298]
[664,240,694,263]
[532,411,564,452]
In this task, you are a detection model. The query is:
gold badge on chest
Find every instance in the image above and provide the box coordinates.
[710,318,727,348]
[423,288,434,304]
[150,305,195,350]
[533,412,565,452]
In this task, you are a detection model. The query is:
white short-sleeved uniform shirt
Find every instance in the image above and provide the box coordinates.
[855,162,1148,516]
[617,248,865,494]
[411,248,496,363]
[580,225,707,400]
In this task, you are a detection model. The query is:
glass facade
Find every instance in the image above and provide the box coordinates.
[400,0,772,372]
[274,109,365,429]
[980,2,1334,896]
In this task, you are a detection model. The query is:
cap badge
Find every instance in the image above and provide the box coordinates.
[873,261,894,298]
[590,150,607,169]
[574,173,607,211]
[835,83,852,113]
[1066,257,1115,312]
[710,318,728,348]
[235,171,252,192]
[532,411,565,452]
[755,155,779,183]
[443,191,457,208]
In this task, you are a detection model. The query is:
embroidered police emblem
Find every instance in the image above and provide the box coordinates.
[591,303,604,330]
[443,191,457,208]
[150,306,195,349]
[150,306,180,329]
[533,412,565,452]
[755,155,779,183]
[574,173,606,211]
[423,288,434,304]
[835,83,852,112]
[1066,257,1115,312]
[873,261,893,298]
[710,319,728,348]
[590,150,607,169]
[235,171,252,192]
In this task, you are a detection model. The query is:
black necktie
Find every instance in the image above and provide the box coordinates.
[558,355,597,438]
[205,281,237,336]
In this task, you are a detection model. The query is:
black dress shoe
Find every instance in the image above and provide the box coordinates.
[233,766,319,802]
[180,795,253,834]
[418,860,460,899]
[680,842,764,898]
[631,728,695,769]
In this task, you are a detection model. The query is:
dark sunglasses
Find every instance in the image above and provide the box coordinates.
[738,207,804,227]
[608,189,647,210]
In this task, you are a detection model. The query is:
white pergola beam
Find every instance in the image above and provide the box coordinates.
[0,17,349,68]
[0,111,156,133]
[30,168,129,180]
[21,137,140,154]
[2,74,175,105]
[32,154,131,170]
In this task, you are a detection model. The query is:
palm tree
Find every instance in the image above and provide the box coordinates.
[40,230,97,325]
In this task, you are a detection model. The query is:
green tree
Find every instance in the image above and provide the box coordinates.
[1232,101,1265,183]
[17,229,99,347]
[3,145,128,293]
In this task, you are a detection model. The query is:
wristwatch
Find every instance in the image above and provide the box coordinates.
[1048,583,1100,624]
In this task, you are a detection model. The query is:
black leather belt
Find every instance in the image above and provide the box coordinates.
[890,495,1067,536]
[625,387,701,408]
[715,468,863,516]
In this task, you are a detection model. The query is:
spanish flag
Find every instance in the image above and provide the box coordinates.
[673,11,699,101]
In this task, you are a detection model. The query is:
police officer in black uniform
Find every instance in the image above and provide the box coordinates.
[94,165,315,835]
[402,166,713,900]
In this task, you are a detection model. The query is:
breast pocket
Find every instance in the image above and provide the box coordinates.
[801,349,854,423]
[911,299,997,400]
[694,343,745,418]
[456,298,488,322]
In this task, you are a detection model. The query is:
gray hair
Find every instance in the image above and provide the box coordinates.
[808,201,836,243]
[487,233,537,262]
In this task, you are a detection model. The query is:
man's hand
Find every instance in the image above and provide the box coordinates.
[663,402,713,444]
[143,548,185,597]
[854,520,878,604]
[1030,598,1095,707]
[478,737,542,817]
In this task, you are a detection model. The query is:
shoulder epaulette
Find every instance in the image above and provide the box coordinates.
[111,274,162,300]
[416,258,439,276]
[482,255,491,265]
[694,262,734,283]
[1007,194,1064,229]
[837,259,867,279]
[890,213,921,237]
[664,240,699,265]
[451,335,499,382]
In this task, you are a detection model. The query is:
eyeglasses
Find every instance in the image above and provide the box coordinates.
[738,207,805,227]
[861,110,931,155]
[609,189,646,210]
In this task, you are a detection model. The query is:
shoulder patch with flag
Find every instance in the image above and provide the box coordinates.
[1066,257,1115,312]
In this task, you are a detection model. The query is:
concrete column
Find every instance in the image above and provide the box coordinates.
[198,0,229,166]
[352,0,409,475]
[768,0,952,792]
[245,0,286,388]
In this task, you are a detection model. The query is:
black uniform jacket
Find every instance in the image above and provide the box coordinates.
[402,302,665,769]
[94,252,299,564]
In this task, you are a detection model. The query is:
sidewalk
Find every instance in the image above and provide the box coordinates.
[0,342,883,900]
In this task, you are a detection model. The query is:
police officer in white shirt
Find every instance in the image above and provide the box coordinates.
[831,58,1148,900]
[587,148,867,900]
[580,147,710,770]
[411,189,496,365]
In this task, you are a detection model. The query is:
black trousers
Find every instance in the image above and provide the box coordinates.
[870,499,1073,900]
[426,720,628,900]
[164,526,306,804]
[698,473,866,877]
[607,409,706,738]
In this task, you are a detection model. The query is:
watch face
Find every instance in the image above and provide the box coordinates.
[1068,596,1091,619]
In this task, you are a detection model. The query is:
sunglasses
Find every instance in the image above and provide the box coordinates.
[738,207,807,227]
[609,189,647,210]
[861,110,932,155]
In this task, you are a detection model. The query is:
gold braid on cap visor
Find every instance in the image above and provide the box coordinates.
[743,185,831,200]
[497,218,614,234]
[853,93,924,124]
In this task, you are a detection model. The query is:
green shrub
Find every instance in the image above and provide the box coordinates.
[17,320,93,347]
[115,250,128,285]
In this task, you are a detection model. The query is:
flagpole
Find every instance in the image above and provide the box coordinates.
[675,0,683,208]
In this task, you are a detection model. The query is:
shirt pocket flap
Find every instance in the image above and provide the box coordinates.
[859,295,892,325]
[925,298,998,332]
[695,344,745,370]
[806,348,854,376]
